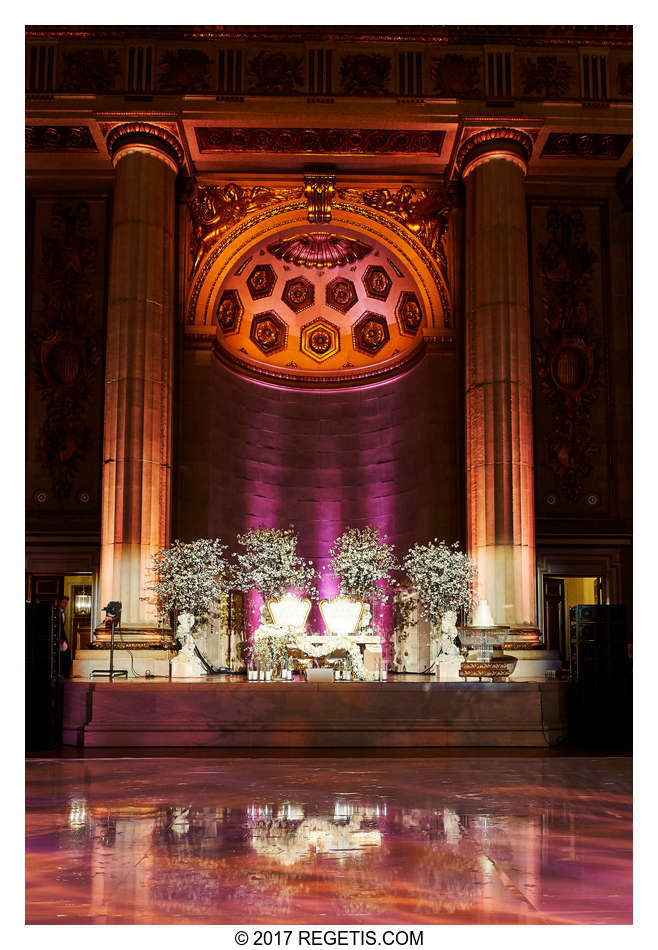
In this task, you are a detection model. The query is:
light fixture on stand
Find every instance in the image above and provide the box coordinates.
[90,602,127,680]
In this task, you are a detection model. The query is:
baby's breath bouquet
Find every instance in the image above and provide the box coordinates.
[232,525,318,602]
[403,539,477,628]
[327,526,399,604]
[148,538,231,625]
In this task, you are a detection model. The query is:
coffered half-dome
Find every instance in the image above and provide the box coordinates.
[210,225,427,386]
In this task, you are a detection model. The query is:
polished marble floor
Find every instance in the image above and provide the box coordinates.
[25,753,632,925]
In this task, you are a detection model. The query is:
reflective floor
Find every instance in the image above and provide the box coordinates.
[26,754,632,925]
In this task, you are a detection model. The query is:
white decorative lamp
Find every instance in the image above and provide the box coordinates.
[318,596,364,637]
[268,592,312,631]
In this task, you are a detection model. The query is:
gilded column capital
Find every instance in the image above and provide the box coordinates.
[456,128,534,178]
[106,121,184,173]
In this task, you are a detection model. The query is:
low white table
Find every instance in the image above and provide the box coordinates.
[291,634,383,673]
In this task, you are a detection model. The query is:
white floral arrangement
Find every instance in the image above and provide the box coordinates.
[293,635,374,681]
[233,525,318,602]
[249,624,297,669]
[148,538,231,627]
[402,539,477,629]
[325,526,399,605]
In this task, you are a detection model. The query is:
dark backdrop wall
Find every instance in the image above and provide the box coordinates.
[175,348,462,604]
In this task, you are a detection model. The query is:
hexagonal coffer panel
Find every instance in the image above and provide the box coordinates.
[363,265,392,301]
[395,291,423,336]
[250,310,288,355]
[282,276,315,313]
[352,312,390,356]
[247,264,277,301]
[214,289,243,334]
[300,318,340,363]
[326,277,358,314]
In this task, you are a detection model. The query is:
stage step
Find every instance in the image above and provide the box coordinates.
[62,679,569,748]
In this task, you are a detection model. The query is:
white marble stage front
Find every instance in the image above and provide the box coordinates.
[61,675,569,749]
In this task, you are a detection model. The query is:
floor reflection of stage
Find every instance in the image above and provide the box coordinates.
[62,675,568,748]
[26,754,632,924]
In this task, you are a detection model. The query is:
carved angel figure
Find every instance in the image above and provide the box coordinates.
[189,184,301,275]
[356,185,451,281]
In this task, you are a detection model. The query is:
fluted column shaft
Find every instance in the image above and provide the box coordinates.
[463,145,536,628]
[99,139,177,631]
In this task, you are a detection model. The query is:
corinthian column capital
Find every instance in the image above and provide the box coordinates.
[106,121,185,173]
[456,127,534,178]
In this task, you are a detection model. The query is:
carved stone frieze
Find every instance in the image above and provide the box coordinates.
[247,50,303,94]
[617,62,633,96]
[189,183,303,275]
[26,126,97,151]
[520,56,575,97]
[535,208,601,503]
[339,53,391,96]
[194,127,445,154]
[430,54,481,97]
[541,132,631,159]
[59,47,122,91]
[157,48,213,91]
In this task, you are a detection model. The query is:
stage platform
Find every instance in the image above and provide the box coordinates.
[61,675,569,749]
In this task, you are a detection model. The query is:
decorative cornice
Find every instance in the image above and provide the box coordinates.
[455,127,534,177]
[105,121,184,169]
[25,25,633,48]
[195,127,445,155]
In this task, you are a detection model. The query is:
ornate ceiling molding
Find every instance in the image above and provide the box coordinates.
[105,121,185,169]
[266,233,373,269]
[455,127,535,177]
[194,127,445,155]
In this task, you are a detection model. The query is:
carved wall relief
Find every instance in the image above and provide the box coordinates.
[59,48,122,92]
[339,53,391,96]
[430,54,481,97]
[338,184,451,287]
[520,56,575,97]
[188,183,304,276]
[157,48,213,92]
[247,50,304,94]
[531,205,610,509]
[28,199,107,507]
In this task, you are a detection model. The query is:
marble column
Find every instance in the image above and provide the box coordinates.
[98,123,183,635]
[459,129,537,632]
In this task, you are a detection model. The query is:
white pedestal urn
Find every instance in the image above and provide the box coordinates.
[170,613,206,677]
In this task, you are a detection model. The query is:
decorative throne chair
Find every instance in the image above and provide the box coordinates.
[318,595,364,637]
[267,592,312,631]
